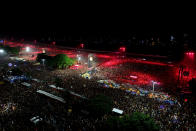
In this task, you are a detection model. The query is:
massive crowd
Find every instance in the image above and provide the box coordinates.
[51,67,196,130]
[0,54,196,131]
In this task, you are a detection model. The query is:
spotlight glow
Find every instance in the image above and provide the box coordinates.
[89,56,93,61]
[0,49,4,53]
[26,47,30,52]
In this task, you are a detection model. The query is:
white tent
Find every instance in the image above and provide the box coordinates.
[32,78,40,82]
[37,90,65,103]
[69,91,88,99]
[48,85,65,91]
[30,116,39,122]
[30,116,42,124]
[112,108,123,114]
[33,118,43,124]
[21,82,31,87]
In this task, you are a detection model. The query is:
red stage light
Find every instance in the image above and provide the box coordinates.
[52,41,56,45]
[119,46,126,52]
[184,99,188,102]
[130,75,138,79]
[80,43,84,48]
[186,52,195,55]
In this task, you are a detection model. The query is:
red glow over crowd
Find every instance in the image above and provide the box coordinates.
[5,41,196,92]
[114,71,160,86]
[70,64,83,70]
[2,39,196,130]
[95,54,114,59]
[100,58,170,67]
[174,51,196,84]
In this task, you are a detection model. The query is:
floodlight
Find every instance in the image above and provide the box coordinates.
[89,56,93,61]
[26,47,30,52]
[0,49,4,53]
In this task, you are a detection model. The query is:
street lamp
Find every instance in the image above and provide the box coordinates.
[89,56,93,61]
[78,56,81,63]
[77,54,81,61]
[26,47,30,52]
[0,49,4,53]
[42,48,46,53]
[88,54,94,68]
[78,56,81,61]
[41,59,45,70]
[151,81,159,92]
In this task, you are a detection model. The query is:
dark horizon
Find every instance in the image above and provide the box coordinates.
[0,31,195,41]
[1,32,196,58]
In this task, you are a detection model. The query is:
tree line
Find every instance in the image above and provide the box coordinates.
[36,53,75,69]
[0,44,21,55]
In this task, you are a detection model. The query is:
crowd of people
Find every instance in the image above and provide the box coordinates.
[48,62,196,130]
[0,53,196,131]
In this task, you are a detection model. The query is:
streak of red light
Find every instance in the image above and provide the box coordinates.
[100,58,169,67]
